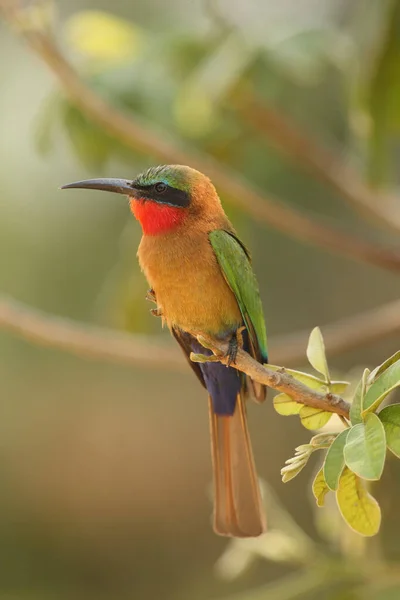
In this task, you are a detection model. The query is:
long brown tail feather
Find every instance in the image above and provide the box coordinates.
[209,395,266,537]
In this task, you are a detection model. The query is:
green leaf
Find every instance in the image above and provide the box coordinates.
[379,404,400,458]
[344,413,386,480]
[336,468,381,536]
[368,351,400,384]
[306,327,330,382]
[367,0,400,184]
[363,360,400,415]
[273,393,302,416]
[299,406,332,430]
[268,365,348,393]
[350,368,370,425]
[312,468,330,507]
[324,429,350,490]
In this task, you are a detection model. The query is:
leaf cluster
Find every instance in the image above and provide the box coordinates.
[275,328,400,537]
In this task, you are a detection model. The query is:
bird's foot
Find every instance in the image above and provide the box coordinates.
[146,289,163,317]
[146,288,157,304]
[226,336,238,366]
[226,327,246,366]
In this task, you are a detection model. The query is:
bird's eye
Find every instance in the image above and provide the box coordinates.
[155,182,167,193]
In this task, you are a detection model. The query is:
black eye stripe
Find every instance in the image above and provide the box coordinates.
[131,181,190,208]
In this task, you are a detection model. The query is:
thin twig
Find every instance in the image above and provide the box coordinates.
[2,295,400,372]
[237,92,400,232]
[2,2,400,273]
[192,335,351,418]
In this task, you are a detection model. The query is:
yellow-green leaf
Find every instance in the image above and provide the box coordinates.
[268,365,347,393]
[379,404,400,458]
[267,366,348,403]
[363,360,400,415]
[299,406,332,430]
[65,10,143,65]
[330,381,351,394]
[269,366,326,388]
[344,414,386,480]
[324,429,350,490]
[306,327,330,382]
[312,468,330,507]
[350,368,370,425]
[281,462,307,482]
[336,468,381,536]
[368,351,400,384]
[273,393,302,415]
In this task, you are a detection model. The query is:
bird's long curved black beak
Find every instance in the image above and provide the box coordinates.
[61,178,135,195]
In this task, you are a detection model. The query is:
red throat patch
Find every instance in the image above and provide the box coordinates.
[129,199,187,235]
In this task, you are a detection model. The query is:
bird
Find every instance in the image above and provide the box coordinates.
[62,165,268,537]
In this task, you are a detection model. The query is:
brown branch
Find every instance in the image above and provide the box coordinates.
[237,92,400,232]
[2,2,400,273]
[2,294,400,373]
[192,336,351,418]
[0,294,185,371]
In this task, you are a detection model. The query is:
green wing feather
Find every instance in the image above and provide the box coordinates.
[209,230,268,363]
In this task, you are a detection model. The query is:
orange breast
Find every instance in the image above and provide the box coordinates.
[137,228,242,335]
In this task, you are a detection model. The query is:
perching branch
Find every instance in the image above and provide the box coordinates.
[237,92,400,232]
[3,1,400,273]
[192,335,351,418]
[0,294,351,417]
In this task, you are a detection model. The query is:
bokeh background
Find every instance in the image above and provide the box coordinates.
[1,0,400,598]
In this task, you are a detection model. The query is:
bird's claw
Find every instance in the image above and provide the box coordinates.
[226,336,238,366]
[146,289,163,317]
[226,327,245,366]
[146,288,157,304]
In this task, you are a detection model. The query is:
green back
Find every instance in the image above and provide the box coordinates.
[209,230,268,362]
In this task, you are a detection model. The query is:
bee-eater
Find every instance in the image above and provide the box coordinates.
[62,165,268,537]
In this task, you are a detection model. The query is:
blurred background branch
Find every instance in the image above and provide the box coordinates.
[236,90,400,232]
[3,293,400,370]
[3,0,400,274]
[0,294,185,371]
